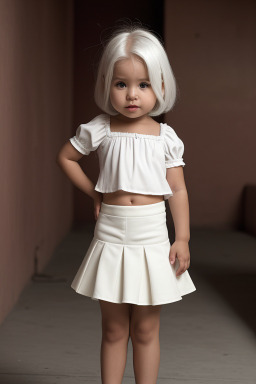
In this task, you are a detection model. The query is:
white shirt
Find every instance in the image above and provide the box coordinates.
[69,114,185,200]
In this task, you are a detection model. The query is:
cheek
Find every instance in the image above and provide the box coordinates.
[148,92,157,106]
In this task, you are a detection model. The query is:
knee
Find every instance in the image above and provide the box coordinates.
[130,321,159,345]
[102,321,130,343]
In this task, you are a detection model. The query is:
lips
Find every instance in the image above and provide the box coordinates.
[126,105,139,109]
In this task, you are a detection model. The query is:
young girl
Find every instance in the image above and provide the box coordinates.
[57,25,196,384]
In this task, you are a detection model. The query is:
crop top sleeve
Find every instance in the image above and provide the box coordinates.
[163,124,185,168]
[69,114,107,155]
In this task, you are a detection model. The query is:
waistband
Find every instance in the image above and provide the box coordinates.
[100,200,165,217]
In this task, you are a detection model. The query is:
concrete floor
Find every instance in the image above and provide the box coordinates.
[0,225,256,383]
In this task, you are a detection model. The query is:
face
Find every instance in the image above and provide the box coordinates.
[109,55,157,120]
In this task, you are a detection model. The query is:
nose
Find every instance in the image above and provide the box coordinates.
[126,86,138,101]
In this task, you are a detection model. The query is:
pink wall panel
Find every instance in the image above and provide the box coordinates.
[0,0,74,324]
[164,0,256,228]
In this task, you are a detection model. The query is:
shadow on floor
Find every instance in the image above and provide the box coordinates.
[196,267,256,335]
[189,227,256,335]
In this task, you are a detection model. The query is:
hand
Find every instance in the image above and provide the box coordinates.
[93,191,103,221]
[169,240,190,277]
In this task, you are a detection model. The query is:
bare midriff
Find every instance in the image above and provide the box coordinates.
[102,190,164,206]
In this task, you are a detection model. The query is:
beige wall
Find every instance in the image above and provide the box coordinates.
[0,0,74,324]
[165,0,256,228]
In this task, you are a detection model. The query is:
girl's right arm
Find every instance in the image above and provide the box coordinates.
[56,141,102,219]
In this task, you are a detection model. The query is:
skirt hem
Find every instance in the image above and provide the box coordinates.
[71,285,197,306]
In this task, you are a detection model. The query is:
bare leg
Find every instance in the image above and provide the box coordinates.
[130,304,162,384]
[99,300,131,384]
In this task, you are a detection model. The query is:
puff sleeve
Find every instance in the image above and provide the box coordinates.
[69,114,107,155]
[163,124,185,168]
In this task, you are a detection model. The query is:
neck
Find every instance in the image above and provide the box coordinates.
[113,114,151,125]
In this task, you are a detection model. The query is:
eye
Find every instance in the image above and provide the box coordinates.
[115,81,126,89]
[139,82,150,89]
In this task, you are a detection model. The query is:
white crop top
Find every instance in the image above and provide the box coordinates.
[69,114,185,200]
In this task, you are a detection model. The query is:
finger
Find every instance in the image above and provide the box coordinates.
[177,269,185,277]
[96,205,101,216]
[169,251,176,265]
[176,262,185,277]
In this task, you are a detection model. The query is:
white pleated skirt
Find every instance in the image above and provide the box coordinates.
[71,200,196,306]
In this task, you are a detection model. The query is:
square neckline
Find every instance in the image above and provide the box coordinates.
[105,114,164,140]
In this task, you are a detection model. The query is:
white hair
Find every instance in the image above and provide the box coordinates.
[94,27,176,116]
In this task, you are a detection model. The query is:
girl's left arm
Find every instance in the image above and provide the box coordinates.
[166,166,191,277]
